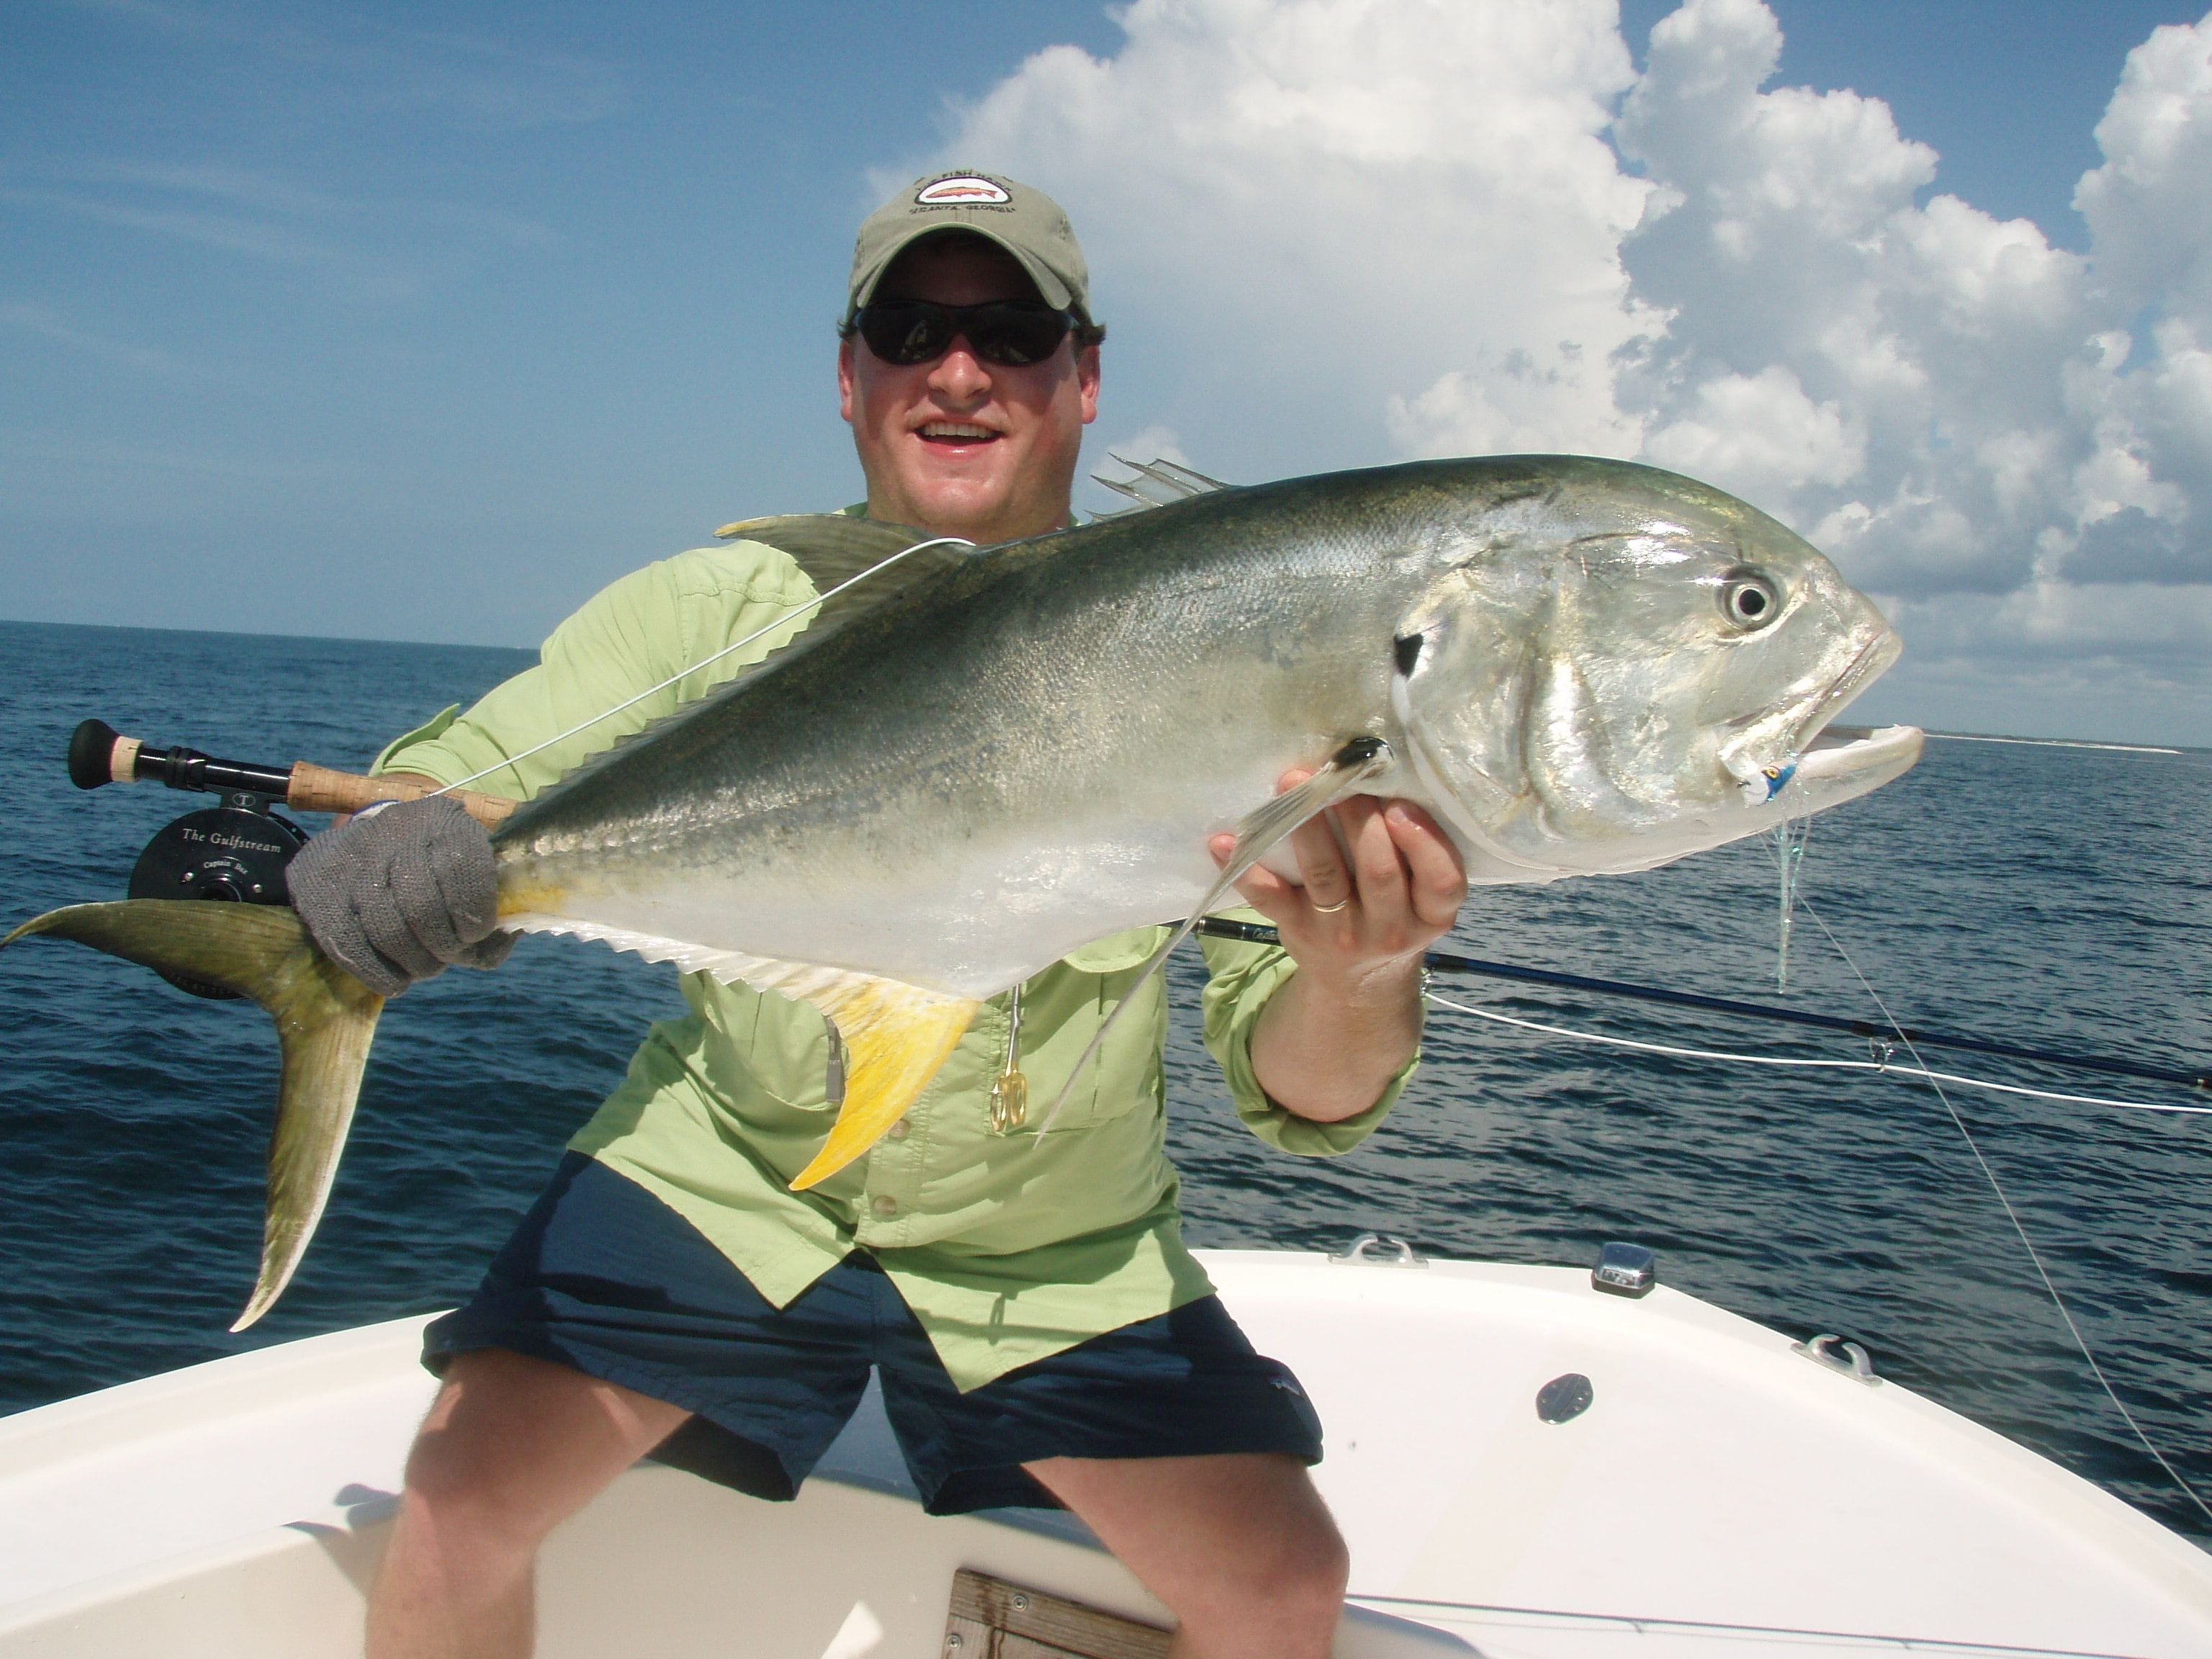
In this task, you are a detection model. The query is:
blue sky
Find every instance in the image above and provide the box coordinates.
[7,1,2212,742]
[1632,1,2206,243]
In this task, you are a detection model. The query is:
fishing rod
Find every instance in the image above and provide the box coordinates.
[68,719,516,827]
[63,719,513,999]
[1190,917,2212,1097]
[60,719,2212,1096]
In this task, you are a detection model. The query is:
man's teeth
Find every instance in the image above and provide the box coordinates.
[922,423,994,439]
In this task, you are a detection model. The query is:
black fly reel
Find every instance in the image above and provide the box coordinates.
[127,802,305,907]
[125,802,306,999]
[70,719,310,1000]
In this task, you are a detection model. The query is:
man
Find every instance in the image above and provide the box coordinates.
[297,171,1468,1659]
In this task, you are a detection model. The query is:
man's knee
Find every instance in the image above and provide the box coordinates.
[1227,1481,1349,1611]
[400,1348,687,1555]
[1030,1451,1349,1630]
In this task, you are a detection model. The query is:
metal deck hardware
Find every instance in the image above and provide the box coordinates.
[1328,1231,1428,1267]
[1591,1241,1657,1298]
[1794,1333,1881,1385]
[1535,1372,1596,1424]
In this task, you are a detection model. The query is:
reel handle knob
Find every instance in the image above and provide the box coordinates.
[68,719,138,790]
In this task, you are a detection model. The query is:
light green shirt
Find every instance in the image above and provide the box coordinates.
[376,535,1414,1390]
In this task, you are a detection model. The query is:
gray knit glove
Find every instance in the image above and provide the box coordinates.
[287,796,513,997]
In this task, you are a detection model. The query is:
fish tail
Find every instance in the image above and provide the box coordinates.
[2,901,384,1331]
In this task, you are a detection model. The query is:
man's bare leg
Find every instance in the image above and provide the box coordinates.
[367,1349,690,1659]
[1027,1453,1349,1659]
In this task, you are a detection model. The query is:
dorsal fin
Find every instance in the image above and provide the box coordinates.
[1091,454,1233,518]
[493,519,978,830]
[714,514,976,636]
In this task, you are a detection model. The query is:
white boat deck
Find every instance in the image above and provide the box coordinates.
[0,1246,2204,1657]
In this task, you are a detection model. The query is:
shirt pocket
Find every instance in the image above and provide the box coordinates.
[1013,962,1169,1133]
[685,976,840,1124]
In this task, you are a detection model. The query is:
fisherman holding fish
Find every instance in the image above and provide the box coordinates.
[315,174,1471,1659]
[6,146,1928,1655]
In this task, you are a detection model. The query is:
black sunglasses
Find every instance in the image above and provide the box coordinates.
[852,299,1075,367]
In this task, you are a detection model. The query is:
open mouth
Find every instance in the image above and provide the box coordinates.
[1781,629,1918,792]
[917,422,999,449]
[1726,632,1920,804]
[1794,720,1923,785]
[1799,631,1902,744]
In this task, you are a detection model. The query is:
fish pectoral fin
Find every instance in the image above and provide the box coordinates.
[1033,736,1396,1141]
[788,979,978,1191]
[3,901,383,1331]
[1213,736,1395,891]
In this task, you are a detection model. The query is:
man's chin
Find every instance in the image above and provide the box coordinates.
[894,472,1020,541]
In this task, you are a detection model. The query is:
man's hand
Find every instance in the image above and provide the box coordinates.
[287,796,513,998]
[1209,772,1468,1123]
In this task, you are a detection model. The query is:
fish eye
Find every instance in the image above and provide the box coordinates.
[1718,570,1782,631]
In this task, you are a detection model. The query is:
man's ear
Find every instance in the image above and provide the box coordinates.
[837,336,857,424]
[1076,342,1101,425]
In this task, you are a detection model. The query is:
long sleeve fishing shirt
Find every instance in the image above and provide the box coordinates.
[374,532,1417,1390]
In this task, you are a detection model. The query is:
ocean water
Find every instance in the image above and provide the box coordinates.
[0,617,2206,1547]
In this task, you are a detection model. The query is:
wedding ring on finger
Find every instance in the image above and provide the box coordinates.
[1310,896,1352,914]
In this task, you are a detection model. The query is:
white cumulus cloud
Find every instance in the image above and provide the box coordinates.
[909,0,1658,480]
[906,0,2212,739]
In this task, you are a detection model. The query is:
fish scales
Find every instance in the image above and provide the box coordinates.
[492,464,1521,998]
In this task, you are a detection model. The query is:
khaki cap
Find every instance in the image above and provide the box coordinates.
[847,171,1093,322]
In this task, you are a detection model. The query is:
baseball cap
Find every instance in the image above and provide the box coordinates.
[847,171,1094,323]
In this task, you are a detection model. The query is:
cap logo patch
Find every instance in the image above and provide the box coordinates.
[917,175,1010,205]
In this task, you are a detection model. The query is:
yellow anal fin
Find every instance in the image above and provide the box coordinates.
[492,913,979,1191]
[788,979,978,1190]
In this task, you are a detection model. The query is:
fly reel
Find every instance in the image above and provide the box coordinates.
[71,719,307,1000]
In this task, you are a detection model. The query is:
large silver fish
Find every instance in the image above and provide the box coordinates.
[4,456,1922,1327]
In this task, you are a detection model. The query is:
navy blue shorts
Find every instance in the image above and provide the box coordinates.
[423,1154,1323,1515]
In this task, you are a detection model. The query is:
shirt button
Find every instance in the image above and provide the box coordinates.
[871,1195,898,1217]
[886,1118,909,1141]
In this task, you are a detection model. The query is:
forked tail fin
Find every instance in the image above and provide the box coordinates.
[1,901,384,1331]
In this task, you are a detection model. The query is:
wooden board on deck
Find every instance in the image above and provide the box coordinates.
[943,1567,1172,1658]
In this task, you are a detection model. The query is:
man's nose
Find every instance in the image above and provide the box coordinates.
[927,338,992,403]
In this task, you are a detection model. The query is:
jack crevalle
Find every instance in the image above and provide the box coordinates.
[5,456,1923,1327]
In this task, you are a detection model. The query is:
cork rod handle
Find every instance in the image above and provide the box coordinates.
[285,762,517,827]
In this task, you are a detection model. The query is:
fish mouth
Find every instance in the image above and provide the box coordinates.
[1796,628,1902,750]
[1782,627,1917,797]
[1791,719,1924,791]
[1720,629,1916,806]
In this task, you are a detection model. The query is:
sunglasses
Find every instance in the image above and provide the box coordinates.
[853,299,1075,367]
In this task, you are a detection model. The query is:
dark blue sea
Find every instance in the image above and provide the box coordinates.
[0,619,2206,1545]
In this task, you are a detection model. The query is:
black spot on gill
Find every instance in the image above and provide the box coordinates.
[1394,634,1423,675]
[1334,735,1387,768]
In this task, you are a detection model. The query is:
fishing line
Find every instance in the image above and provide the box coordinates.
[1797,900,2212,1529]
[1418,992,2212,1118]
[1771,815,1812,992]
[1192,917,2211,1093]
[431,535,975,797]
[1346,1593,2125,1657]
